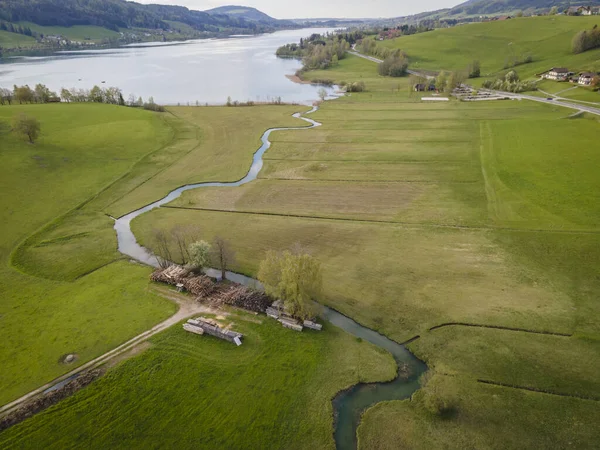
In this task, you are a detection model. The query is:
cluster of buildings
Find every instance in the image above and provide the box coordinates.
[565,6,600,15]
[545,67,598,86]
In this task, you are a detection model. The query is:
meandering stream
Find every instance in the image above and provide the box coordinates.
[114,106,427,450]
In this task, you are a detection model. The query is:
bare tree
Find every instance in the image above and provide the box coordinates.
[318,87,328,101]
[152,229,173,268]
[172,224,201,265]
[211,236,236,281]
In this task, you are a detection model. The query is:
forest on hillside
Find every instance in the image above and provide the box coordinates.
[0,0,282,33]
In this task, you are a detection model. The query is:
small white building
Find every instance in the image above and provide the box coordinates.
[546,68,571,81]
[578,72,596,86]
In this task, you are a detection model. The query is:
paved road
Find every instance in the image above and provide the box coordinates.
[481,90,600,116]
[349,49,600,115]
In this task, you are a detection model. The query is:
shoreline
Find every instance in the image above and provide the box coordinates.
[286,74,312,85]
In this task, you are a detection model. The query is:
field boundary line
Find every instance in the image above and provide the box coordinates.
[259,177,480,184]
[161,205,600,235]
[477,379,600,402]
[428,322,572,337]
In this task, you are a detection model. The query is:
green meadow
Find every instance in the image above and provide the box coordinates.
[0,314,395,449]
[128,52,600,448]
[0,102,309,407]
[381,16,600,80]
[2,18,600,449]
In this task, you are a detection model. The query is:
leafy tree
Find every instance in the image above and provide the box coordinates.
[12,113,41,143]
[189,240,211,271]
[505,70,519,83]
[318,87,328,101]
[378,53,409,77]
[468,60,481,78]
[549,6,559,15]
[89,85,104,102]
[258,250,323,320]
[211,236,236,281]
[13,85,34,104]
[435,71,449,92]
[34,84,53,103]
[60,88,72,103]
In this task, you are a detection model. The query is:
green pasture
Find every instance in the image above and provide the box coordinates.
[18,22,120,41]
[358,374,600,450]
[0,103,178,405]
[0,29,36,48]
[381,16,600,80]
[0,314,395,449]
[131,83,600,448]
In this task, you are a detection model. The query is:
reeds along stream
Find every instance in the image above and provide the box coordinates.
[113,106,427,450]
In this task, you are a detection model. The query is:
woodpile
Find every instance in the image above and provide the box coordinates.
[213,286,271,313]
[183,276,216,299]
[151,266,271,313]
[184,317,243,346]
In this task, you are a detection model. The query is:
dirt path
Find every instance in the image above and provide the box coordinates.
[0,288,222,418]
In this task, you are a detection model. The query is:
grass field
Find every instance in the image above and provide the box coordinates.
[2,33,600,448]
[358,374,600,450]
[0,29,36,48]
[0,102,311,406]
[126,52,600,447]
[0,103,179,405]
[380,16,600,80]
[18,22,120,42]
[0,313,395,449]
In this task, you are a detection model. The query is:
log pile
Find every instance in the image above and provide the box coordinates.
[151,266,271,313]
[213,286,271,313]
[183,276,216,298]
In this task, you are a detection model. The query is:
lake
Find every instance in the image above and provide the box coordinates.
[0,28,336,105]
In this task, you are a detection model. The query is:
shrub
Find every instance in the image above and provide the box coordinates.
[347,81,366,92]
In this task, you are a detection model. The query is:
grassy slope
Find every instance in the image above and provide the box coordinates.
[18,22,120,41]
[0,29,36,48]
[11,105,310,282]
[0,103,178,405]
[381,16,600,79]
[130,53,600,448]
[0,314,396,449]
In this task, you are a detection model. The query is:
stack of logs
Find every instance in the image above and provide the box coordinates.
[151,266,271,313]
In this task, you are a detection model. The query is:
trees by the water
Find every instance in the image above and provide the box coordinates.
[211,236,236,281]
[258,250,322,320]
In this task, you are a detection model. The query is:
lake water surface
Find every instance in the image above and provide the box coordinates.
[0,28,336,105]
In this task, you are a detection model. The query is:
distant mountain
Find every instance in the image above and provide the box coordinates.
[205,5,279,24]
[0,0,287,34]
[448,0,600,15]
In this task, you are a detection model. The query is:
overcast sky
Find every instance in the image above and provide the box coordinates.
[136,0,461,19]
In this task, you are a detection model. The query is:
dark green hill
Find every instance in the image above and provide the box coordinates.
[0,0,281,33]
[206,5,277,23]
[450,0,600,15]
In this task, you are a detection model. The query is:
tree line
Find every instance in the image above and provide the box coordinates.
[151,223,324,321]
[1,83,165,111]
[357,39,410,77]
[572,25,600,54]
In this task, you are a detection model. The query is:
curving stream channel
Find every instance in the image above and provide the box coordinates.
[114,106,427,450]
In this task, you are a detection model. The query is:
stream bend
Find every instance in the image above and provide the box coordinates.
[113,106,427,450]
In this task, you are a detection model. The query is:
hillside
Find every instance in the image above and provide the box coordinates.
[0,0,279,34]
[206,5,285,25]
[450,0,600,15]
[381,16,600,78]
